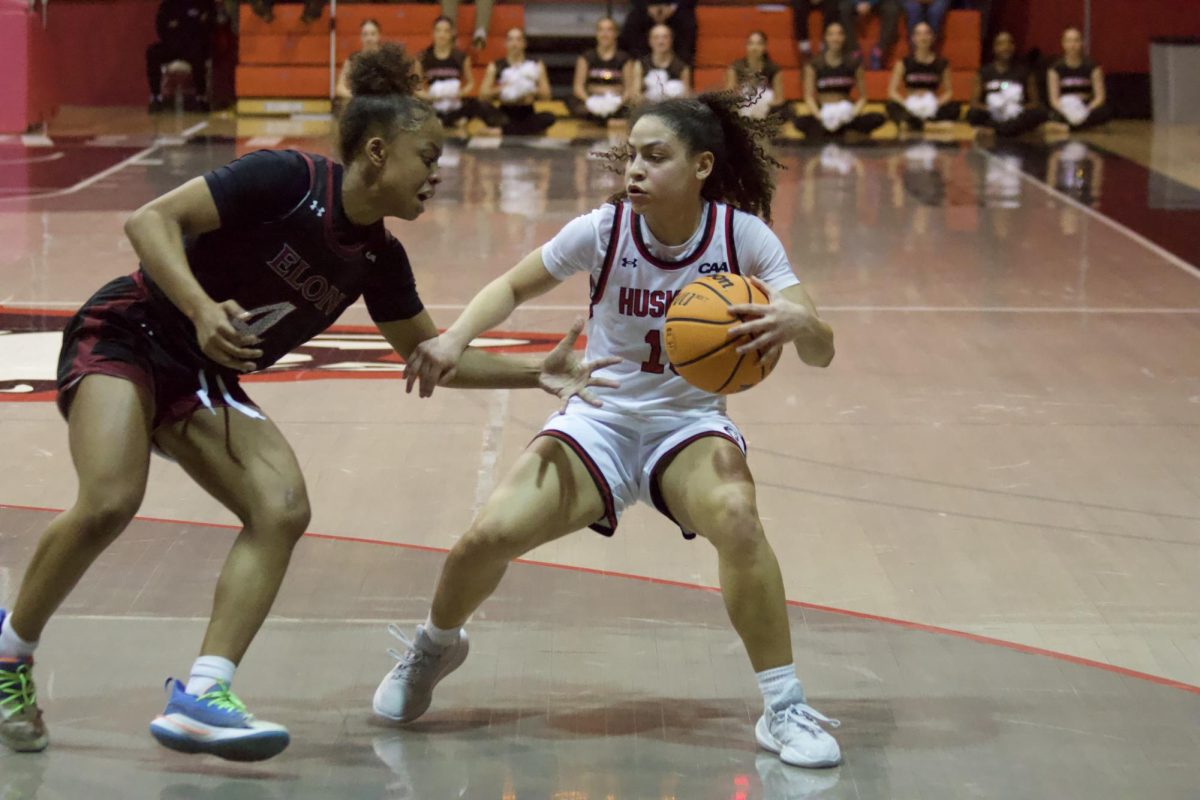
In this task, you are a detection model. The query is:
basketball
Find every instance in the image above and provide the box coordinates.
[664,274,782,395]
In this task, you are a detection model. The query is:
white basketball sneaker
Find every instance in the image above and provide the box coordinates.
[373,624,469,723]
[755,700,842,769]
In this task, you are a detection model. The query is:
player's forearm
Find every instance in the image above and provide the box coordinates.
[442,276,521,352]
[124,208,213,321]
[794,316,834,367]
[443,348,541,389]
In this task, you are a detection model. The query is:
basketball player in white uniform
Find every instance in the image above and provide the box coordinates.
[375,94,842,770]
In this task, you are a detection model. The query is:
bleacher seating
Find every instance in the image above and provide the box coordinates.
[236,3,524,103]
[235,2,978,109]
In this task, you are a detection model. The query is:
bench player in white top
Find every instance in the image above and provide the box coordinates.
[377,93,842,769]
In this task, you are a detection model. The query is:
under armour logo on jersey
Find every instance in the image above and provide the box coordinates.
[365,251,376,262]
[621,257,638,268]
[310,200,325,217]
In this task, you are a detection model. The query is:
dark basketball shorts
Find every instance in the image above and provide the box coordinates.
[56,272,262,430]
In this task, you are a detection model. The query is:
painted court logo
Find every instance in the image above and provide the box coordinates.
[0,308,571,403]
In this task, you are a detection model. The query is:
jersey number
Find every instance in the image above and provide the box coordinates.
[234,301,297,337]
[640,329,675,375]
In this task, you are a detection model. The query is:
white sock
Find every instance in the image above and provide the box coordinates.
[756,664,805,712]
[0,614,37,660]
[422,614,461,648]
[186,655,236,696]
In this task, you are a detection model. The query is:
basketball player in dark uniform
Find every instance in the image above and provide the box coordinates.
[146,0,213,113]
[568,17,633,123]
[417,15,482,128]
[967,31,1047,138]
[1047,27,1111,131]
[632,24,692,103]
[0,44,614,761]
[885,22,961,132]
[726,31,793,123]
[795,22,886,139]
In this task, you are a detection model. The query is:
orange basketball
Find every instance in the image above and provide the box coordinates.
[664,274,781,395]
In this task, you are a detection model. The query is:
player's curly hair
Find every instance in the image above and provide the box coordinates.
[338,42,435,162]
[601,89,783,223]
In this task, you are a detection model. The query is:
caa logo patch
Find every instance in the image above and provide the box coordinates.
[0,308,574,403]
[698,261,729,274]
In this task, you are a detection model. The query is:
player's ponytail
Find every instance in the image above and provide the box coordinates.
[338,42,435,163]
[616,91,783,223]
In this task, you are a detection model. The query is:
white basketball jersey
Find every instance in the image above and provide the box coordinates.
[584,200,745,415]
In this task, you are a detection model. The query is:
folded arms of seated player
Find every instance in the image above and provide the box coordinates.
[403,247,621,403]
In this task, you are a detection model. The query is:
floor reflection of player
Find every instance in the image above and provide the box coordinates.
[888,142,947,208]
[1048,141,1103,208]
[981,154,1023,210]
[885,142,953,262]
[497,158,552,218]
[802,145,863,257]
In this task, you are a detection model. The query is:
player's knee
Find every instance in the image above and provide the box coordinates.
[460,508,535,562]
[700,490,764,562]
[249,488,311,542]
[75,486,143,542]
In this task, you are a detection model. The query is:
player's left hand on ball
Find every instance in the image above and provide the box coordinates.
[540,317,621,412]
[405,334,465,398]
[727,277,811,355]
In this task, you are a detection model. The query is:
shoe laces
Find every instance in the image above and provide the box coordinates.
[0,662,37,717]
[385,624,431,680]
[198,682,250,717]
[774,702,841,740]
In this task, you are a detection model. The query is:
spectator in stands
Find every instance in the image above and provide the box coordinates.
[335,19,383,104]
[838,0,900,69]
[1047,27,1111,132]
[726,31,792,123]
[632,24,692,103]
[146,0,213,113]
[791,1,838,57]
[619,1,697,66]
[967,31,1046,138]
[903,0,950,40]
[885,21,960,133]
[415,16,482,131]
[438,0,494,51]
[795,21,886,139]
[478,28,556,136]
[569,17,634,125]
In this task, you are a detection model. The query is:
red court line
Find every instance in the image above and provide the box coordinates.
[3,501,1198,696]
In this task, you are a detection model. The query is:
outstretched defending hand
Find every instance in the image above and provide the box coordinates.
[539,318,621,413]
[195,299,262,373]
[727,277,812,355]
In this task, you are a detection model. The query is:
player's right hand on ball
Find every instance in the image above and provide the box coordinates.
[406,334,466,398]
[194,299,262,373]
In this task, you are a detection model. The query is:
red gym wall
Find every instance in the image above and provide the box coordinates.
[50,0,159,107]
[996,0,1200,72]
[7,0,1200,118]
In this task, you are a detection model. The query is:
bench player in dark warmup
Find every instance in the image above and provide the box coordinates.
[1047,26,1111,132]
[0,44,615,762]
[146,0,213,113]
